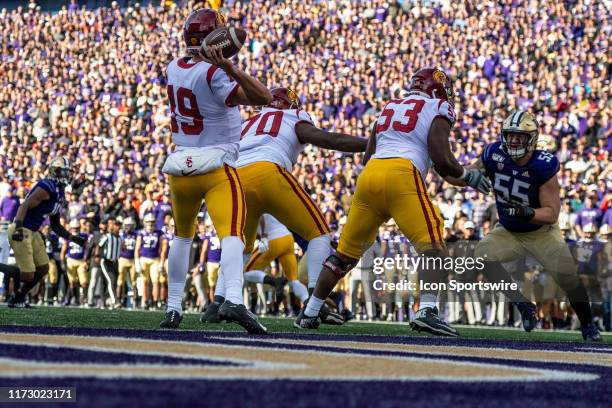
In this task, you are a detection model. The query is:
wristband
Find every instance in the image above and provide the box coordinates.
[14,220,23,229]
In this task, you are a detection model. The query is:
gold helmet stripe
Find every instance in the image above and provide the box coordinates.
[510,111,525,127]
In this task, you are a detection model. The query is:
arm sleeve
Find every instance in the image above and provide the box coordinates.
[210,68,240,107]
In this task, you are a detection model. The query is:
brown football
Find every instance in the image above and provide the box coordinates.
[202,27,247,59]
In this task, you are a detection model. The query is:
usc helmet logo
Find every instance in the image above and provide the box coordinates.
[433,70,447,83]
[287,88,298,103]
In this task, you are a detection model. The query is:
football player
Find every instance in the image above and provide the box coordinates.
[470,110,601,341]
[243,214,308,307]
[190,213,209,311]
[199,218,222,319]
[40,223,60,305]
[2,158,86,307]
[117,217,138,306]
[296,68,491,335]
[157,219,175,311]
[576,223,605,329]
[135,213,163,309]
[160,8,272,333]
[60,219,90,306]
[203,87,366,325]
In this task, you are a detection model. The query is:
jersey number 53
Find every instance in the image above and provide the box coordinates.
[376,99,425,134]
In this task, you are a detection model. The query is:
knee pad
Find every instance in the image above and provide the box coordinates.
[323,254,358,278]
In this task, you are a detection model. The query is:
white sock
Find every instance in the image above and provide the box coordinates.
[244,270,266,284]
[307,234,331,289]
[166,236,192,313]
[304,295,324,317]
[419,293,437,311]
[213,268,225,299]
[289,280,309,302]
[220,236,245,304]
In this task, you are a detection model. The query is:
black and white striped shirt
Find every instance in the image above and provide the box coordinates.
[99,233,122,261]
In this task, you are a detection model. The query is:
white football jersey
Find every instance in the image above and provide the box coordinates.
[165,57,242,157]
[371,94,456,177]
[257,214,291,240]
[236,108,314,170]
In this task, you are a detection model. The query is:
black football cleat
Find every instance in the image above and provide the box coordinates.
[516,302,537,333]
[410,307,458,337]
[320,303,345,325]
[581,323,602,342]
[7,293,31,309]
[200,302,223,323]
[160,310,183,329]
[294,308,321,329]
[218,301,267,335]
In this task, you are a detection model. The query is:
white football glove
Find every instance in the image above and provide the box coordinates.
[460,168,492,194]
[257,238,269,254]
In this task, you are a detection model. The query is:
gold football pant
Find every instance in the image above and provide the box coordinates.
[338,158,444,259]
[169,164,246,240]
[139,257,159,284]
[66,258,88,286]
[245,234,298,281]
[118,257,137,288]
[47,259,58,285]
[474,224,580,291]
[8,224,48,273]
[206,262,220,287]
[237,162,330,253]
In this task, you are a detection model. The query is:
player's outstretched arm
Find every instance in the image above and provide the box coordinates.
[363,125,377,164]
[49,214,86,246]
[444,158,484,186]
[428,118,491,194]
[206,46,272,106]
[295,122,368,152]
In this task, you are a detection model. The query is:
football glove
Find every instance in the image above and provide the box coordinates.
[257,238,269,254]
[502,200,535,221]
[460,168,492,194]
[71,234,86,247]
[11,227,25,242]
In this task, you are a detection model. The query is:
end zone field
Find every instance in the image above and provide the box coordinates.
[1,306,610,408]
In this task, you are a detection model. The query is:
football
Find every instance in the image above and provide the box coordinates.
[201,26,247,59]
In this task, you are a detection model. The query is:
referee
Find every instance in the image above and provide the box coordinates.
[97,217,122,308]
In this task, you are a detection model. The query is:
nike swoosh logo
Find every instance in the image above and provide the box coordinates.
[181,169,197,176]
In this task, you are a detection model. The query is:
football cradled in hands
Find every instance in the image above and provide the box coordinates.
[201,27,247,59]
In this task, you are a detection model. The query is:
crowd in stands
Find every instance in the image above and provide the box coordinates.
[0,0,609,328]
